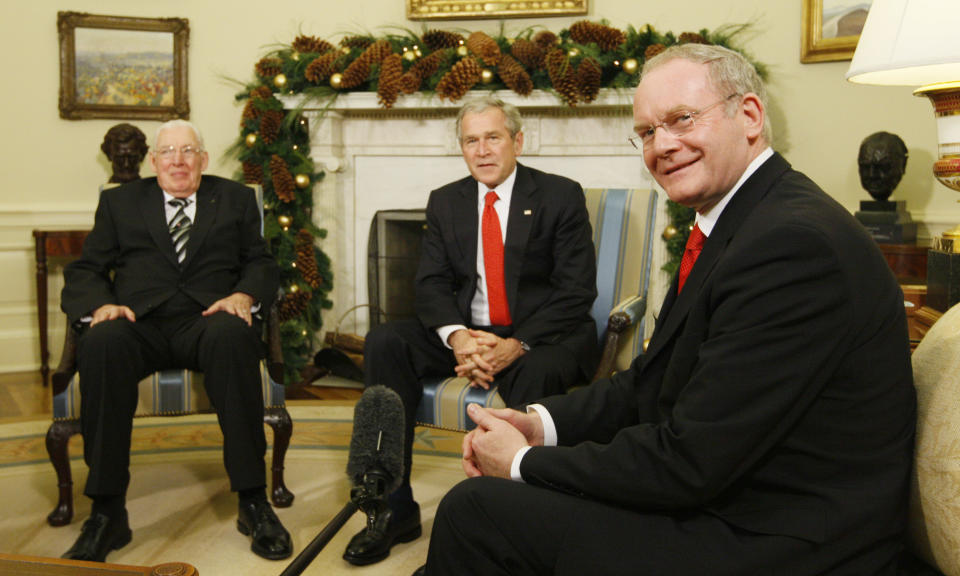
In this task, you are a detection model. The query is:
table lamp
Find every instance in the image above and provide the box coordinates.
[846,0,960,248]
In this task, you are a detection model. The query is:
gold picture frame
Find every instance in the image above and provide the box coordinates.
[407,0,587,20]
[58,11,190,120]
[801,0,872,63]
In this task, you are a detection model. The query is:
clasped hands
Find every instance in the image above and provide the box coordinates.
[462,403,544,479]
[90,292,256,327]
[449,329,526,389]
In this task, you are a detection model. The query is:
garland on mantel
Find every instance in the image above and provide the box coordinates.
[231,20,763,383]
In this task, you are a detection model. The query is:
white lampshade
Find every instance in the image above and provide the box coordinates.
[846,0,960,86]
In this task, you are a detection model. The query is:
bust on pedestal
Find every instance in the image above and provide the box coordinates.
[854,131,916,244]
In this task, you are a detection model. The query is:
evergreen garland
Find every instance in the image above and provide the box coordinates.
[232,21,764,383]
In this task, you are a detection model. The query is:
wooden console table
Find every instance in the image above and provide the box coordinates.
[33,229,88,387]
[0,552,196,575]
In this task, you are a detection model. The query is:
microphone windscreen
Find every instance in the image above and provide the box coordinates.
[346,385,405,492]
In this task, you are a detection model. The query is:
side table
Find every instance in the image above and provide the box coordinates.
[33,229,88,387]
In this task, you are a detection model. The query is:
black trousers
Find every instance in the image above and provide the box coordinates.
[423,477,901,576]
[76,294,267,498]
[364,318,582,496]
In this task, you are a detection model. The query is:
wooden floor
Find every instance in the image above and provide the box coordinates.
[0,371,361,422]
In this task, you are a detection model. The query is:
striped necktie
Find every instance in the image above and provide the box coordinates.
[168,198,191,264]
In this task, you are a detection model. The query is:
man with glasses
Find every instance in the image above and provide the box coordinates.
[415,44,915,575]
[60,119,292,563]
[346,95,599,566]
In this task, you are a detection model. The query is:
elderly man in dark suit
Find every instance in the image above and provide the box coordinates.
[345,96,598,566]
[417,44,916,576]
[60,119,292,563]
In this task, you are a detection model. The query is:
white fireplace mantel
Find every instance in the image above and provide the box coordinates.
[280,89,666,337]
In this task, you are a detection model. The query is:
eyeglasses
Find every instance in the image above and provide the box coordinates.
[153,145,204,160]
[628,93,740,150]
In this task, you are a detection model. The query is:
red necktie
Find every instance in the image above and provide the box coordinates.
[483,191,511,325]
[677,224,706,294]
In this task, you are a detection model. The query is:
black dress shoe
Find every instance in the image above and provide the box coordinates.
[237,499,293,560]
[412,564,426,576]
[343,504,422,566]
[62,511,132,562]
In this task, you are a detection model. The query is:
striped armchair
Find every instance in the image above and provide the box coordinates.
[44,184,293,527]
[416,187,658,431]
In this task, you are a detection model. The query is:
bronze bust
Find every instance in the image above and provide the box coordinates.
[858,131,908,202]
[101,123,148,184]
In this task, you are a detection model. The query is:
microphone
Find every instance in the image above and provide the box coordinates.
[279,385,405,576]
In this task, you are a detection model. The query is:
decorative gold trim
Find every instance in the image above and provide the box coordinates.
[800,0,871,64]
[407,0,587,20]
[58,11,190,120]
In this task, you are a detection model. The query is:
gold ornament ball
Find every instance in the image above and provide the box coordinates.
[295,174,311,189]
[567,48,580,58]
[622,58,639,75]
[661,225,678,241]
[244,133,258,148]
[289,284,300,293]
[456,45,468,57]
[341,46,351,55]
[273,73,288,89]
[330,73,343,89]
[403,50,417,62]
[291,52,300,61]
[481,69,494,83]
[278,215,292,227]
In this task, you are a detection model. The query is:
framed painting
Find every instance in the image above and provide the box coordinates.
[407,0,587,20]
[58,12,189,120]
[801,0,873,63]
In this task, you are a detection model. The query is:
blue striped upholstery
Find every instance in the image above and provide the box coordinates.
[52,360,286,420]
[417,188,658,431]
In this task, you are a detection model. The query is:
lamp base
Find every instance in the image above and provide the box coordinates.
[926,248,960,311]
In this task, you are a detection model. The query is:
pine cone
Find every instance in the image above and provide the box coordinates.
[259,110,283,145]
[422,30,464,50]
[545,49,578,107]
[511,38,544,70]
[533,30,559,50]
[242,99,260,121]
[340,35,374,49]
[250,86,274,101]
[498,54,533,96]
[569,21,625,52]
[678,32,707,44]
[568,21,596,45]
[377,53,403,109]
[644,43,666,60]
[295,230,322,289]
[270,155,296,203]
[578,57,602,103]
[292,35,334,55]
[340,40,393,89]
[400,49,447,94]
[466,31,501,66]
[304,52,339,84]
[255,57,283,79]
[435,57,482,102]
[242,160,263,184]
[278,291,312,322]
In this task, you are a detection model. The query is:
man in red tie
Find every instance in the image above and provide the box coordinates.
[346,96,599,566]
[418,44,915,576]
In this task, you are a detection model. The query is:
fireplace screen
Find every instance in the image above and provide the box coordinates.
[367,209,428,328]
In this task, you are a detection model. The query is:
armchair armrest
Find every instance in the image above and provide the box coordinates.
[51,321,78,397]
[591,295,646,382]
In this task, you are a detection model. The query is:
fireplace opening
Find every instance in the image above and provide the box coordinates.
[367,209,428,328]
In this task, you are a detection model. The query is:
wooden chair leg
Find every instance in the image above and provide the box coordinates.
[45,419,81,526]
[264,406,294,508]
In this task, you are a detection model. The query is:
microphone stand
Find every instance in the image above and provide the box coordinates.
[278,470,391,576]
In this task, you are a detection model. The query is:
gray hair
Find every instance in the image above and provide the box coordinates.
[154,119,205,150]
[642,44,772,144]
[455,95,523,142]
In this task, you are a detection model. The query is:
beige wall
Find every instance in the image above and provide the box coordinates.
[0,1,945,372]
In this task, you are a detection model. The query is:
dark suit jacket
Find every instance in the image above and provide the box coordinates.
[415,163,598,378]
[523,154,915,558]
[62,175,279,324]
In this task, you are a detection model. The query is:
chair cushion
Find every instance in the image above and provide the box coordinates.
[53,360,285,420]
[416,377,505,431]
[908,303,960,576]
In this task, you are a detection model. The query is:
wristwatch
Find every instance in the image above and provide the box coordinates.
[517,338,531,352]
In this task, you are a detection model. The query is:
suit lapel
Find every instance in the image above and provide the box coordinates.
[182,177,218,269]
[453,177,479,270]
[141,180,180,268]
[644,153,792,364]
[505,164,537,316]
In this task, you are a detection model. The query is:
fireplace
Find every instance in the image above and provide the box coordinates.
[281,89,666,340]
[367,209,427,328]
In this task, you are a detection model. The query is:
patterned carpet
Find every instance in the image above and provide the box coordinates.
[0,404,466,575]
